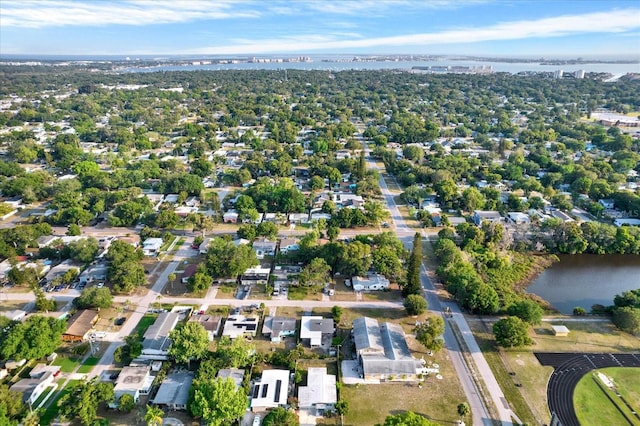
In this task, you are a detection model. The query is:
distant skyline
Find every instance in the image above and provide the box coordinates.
[1,0,639,58]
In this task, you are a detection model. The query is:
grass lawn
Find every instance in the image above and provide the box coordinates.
[574,368,640,426]
[608,367,640,413]
[52,357,80,373]
[468,317,640,426]
[132,314,158,340]
[287,286,323,301]
[40,379,80,426]
[341,373,465,425]
[77,356,100,374]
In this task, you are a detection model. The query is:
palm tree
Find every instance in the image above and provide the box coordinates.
[144,405,164,426]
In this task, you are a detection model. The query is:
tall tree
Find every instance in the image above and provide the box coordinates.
[169,322,210,367]
[263,407,299,426]
[414,316,445,353]
[58,378,114,426]
[493,316,533,348]
[0,315,66,360]
[403,233,423,297]
[189,377,247,426]
[144,405,164,426]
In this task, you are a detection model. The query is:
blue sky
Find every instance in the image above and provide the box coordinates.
[1,0,639,58]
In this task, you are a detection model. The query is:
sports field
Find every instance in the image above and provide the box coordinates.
[574,367,640,426]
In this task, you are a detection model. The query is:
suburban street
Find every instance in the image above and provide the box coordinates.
[0,154,516,426]
[368,151,514,426]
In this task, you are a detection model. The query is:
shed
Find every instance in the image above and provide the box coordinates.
[551,325,570,337]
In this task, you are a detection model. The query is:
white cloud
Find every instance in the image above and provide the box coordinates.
[0,0,259,28]
[185,8,640,54]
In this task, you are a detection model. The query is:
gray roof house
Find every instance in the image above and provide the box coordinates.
[217,368,245,390]
[352,317,420,382]
[262,316,297,342]
[141,312,180,360]
[152,370,194,411]
[300,316,334,347]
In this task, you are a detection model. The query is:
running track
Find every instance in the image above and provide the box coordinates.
[535,352,640,426]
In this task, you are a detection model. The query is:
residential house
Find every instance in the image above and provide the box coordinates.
[352,317,420,381]
[507,212,530,225]
[252,238,277,259]
[223,210,239,223]
[10,371,55,406]
[217,368,245,390]
[300,316,334,347]
[44,259,81,285]
[113,366,153,403]
[250,369,291,412]
[288,213,309,224]
[140,312,180,360]
[142,238,164,256]
[352,274,390,291]
[472,210,502,226]
[298,367,337,415]
[333,193,364,209]
[222,315,259,339]
[241,266,271,285]
[78,263,108,285]
[152,370,194,411]
[279,238,299,255]
[188,315,222,340]
[262,317,297,342]
[181,264,198,284]
[63,309,99,342]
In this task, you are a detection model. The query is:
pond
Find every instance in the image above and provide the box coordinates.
[526,254,640,314]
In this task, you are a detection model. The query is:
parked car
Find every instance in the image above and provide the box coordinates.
[114,317,126,326]
[253,415,262,426]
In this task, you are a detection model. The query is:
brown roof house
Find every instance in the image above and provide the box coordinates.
[188,314,222,340]
[63,310,99,342]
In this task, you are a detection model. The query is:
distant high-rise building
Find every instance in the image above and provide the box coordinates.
[574,69,585,79]
[554,70,564,79]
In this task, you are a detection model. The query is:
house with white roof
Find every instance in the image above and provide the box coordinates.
[352,274,390,291]
[113,366,153,403]
[250,369,290,412]
[222,314,259,339]
[300,316,334,347]
[298,367,337,415]
[142,238,164,256]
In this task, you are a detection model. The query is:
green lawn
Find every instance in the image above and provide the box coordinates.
[132,314,157,341]
[52,357,80,373]
[574,368,640,426]
[39,379,80,426]
[77,357,99,374]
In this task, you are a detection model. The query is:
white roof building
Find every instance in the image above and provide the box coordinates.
[142,238,164,256]
[113,366,153,402]
[352,274,390,291]
[250,369,290,412]
[222,315,259,339]
[300,316,334,347]
[298,367,337,412]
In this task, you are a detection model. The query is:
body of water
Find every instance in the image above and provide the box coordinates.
[118,60,640,75]
[526,255,640,314]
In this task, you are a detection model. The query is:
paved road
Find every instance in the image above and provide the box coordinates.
[367,152,512,426]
